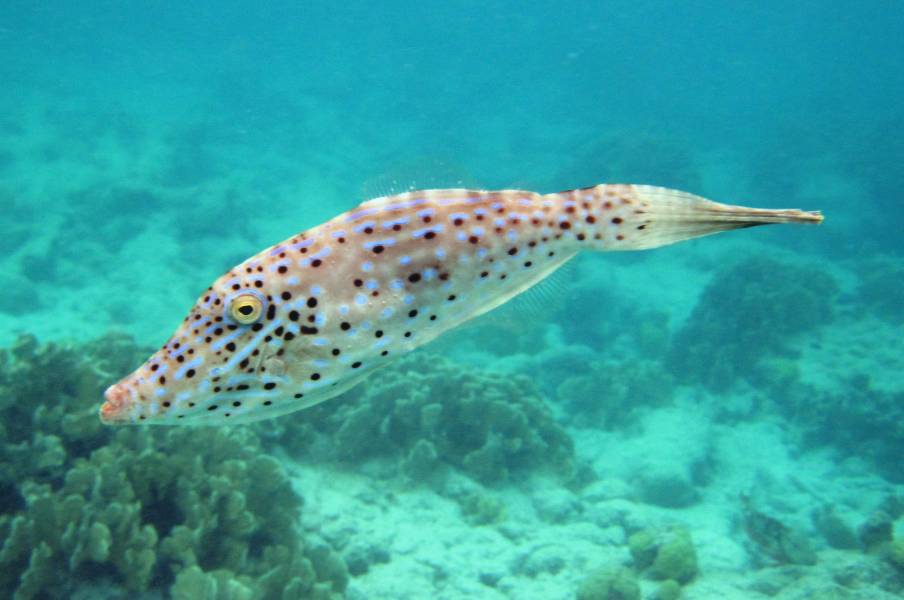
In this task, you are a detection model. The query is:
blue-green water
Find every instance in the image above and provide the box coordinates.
[1,2,903,599]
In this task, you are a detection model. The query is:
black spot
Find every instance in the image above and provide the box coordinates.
[294,393,304,398]
[311,259,322,267]
[373,244,385,254]
[480,271,489,278]
[159,376,166,385]
[332,348,341,356]
[264,382,276,390]
[236,384,249,391]
[469,236,479,244]
[274,326,284,336]
[612,217,623,224]
[232,401,242,407]
[351,361,362,369]
[263,400,272,406]
[447,294,456,301]
[453,218,464,226]
[266,304,276,320]
[364,226,374,234]
[559,221,571,230]
[254,280,263,288]
[408,309,418,317]
[301,325,318,335]
[381,350,389,356]
[340,321,351,331]
[311,373,321,380]
[424,231,436,240]
[508,247,517,256]
[281,291,292,300]
[374,330,383,338]
[524,261,533,267]
[429,315,437,321]
[239,358,250,369]
[289,310,300,321]
[408,273,421,283]
[284,332,296,341]
[176,355,185,363]
[354,279,363,287]
[186,369,195,378]
[162,401,171,408]
[278,265,288,274]
[151,364,159,372]
[208,405,218,411]
[307,297,318,308]
[404,331,412,337]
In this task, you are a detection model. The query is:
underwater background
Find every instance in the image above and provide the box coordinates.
[2,1,903,598]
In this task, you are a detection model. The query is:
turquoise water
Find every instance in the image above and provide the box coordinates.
[2,2,903,598]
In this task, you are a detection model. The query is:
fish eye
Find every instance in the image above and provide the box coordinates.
[228,293,264,325]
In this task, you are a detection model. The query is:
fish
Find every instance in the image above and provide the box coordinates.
[100,184,822,425]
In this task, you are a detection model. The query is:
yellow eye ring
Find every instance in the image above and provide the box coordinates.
[228,293,264,325]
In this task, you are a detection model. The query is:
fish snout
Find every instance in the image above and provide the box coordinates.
[100,381,136,424]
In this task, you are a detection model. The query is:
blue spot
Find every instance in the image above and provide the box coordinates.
[353,220,377,233]
[331,230,347,238]
[290,239,314,251]
[346,209,378,222]
[381,307,394,318]
[339,305,350,315]
[366,279,378,290]
[355,293,368,305]
[435,247,446,259]
[310,285,322,295]
[399,255,411,266]
[361,261,373,272]
[403,294,415,305]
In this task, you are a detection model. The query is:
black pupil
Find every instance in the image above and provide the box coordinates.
[238,304,254,316]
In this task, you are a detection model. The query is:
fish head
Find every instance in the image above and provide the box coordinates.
[101,267,299,425]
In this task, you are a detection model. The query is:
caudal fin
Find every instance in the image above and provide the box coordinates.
[565,185,823,251]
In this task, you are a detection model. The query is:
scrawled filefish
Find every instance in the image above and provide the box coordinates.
[101,185,821,425]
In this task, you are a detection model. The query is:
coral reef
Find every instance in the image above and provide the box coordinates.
[783,374,904,482]
[0,334,346,599]
[274,352,575,486]
[667,257,838,391]
[555,359,674,429]
[857,258,904,323]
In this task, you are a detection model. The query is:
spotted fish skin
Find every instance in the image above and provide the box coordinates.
[101,185,821,425]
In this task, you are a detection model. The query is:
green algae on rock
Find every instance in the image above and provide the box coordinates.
[629,527,699,585]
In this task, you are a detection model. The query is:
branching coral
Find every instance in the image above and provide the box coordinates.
[0,334,346,599]
[277,352,575,485]
[667,257,837,391]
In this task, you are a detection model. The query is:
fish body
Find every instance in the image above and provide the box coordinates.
[101,184,821,425]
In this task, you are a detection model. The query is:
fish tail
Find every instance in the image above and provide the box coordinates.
[551,184,823,251]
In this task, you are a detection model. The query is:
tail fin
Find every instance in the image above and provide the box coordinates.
[561,185,822,251]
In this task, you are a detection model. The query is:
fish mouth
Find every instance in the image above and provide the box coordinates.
[100,381,136,424]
